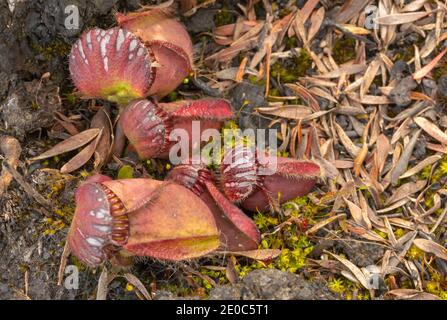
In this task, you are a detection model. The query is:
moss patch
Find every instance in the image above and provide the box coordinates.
[333,37,356,65]
[271,48,313,83]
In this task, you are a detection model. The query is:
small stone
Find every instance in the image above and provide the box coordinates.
[335,238,385,267]
[209,269,336,300]
[390,60,411,81]
[389,76,417,107]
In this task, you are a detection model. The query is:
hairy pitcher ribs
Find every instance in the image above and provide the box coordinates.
[68,175,220,267]
[119,98,233,160]
[220,146,321,212]
[69,8,193,105]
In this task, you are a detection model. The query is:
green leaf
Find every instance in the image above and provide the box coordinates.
[117,165,134,180]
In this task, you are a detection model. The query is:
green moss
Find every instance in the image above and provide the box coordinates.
[159,282,196,298]
[285,37,298,50]
[117,165,134,180]
[407,245,425,260]
[269,88,281,97]
[270,49,312,84]
[328,278,346,294]
[431,156,447,182]
[375,230,388,239]
[166,91,179,102]
[65,93,77,105]
[333,37,356,65]
[248,75,266,86]
[393,45,417,63]
[394,228,405,238]
[214,8,235,27]
[419,164,433,180]
[426,274,447,300]
[31,40,71,61]
[275,239,314,273]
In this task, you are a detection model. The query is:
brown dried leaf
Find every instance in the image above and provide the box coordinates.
[230,249,281,261]
[30,129,100,162]
[335,0,370,24]
[348,93,391,105]
[382,101,427,122]
[400,155,442,179]
[386,289,441,300]
[426,143,447,153]
[225,256,238,285]
[375,11,433,25]
[307,7,325,43]
[96,267,109,300]
[236,56,248,83]
[340,24,371,35]
[344,198,367,227]
[91,107,112,170]
[334,122,361,157]
[306,214,346,235]
[286,83,320,111]
[358,192,372,230]
[377,198,409,214]
[60,130,102,174]
[344,220,389,244]
[386,180,426,205]
[300,0,320,22]
[57,240,71,286]
[389,130,422,185]
[360,59,381,98]
[325,251,370,289]
[376,134,391,176]
[257,105,312,120]
[308,87,338,103]
[123,273,152,300]
[354,142,368,176]
[413,238,447,261]
[402,0,428,12]
[413,47,447,80]
[414,117,447,144]
[317,64,367,79]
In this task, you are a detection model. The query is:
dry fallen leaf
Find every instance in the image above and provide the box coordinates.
[30,129,100,162]
[96,267,110,301]
[414,117,447,145]
[90,107,113,170]
[60,130,103,174]
[400,155,442,179]
[413,239,447,261]
[386,180,426,205]
[228,249,281,261]
[375,11,433,25]
[325,251,370,289]
[389,130,422,185]
[123,273,152,300]
[413,47,447,80]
